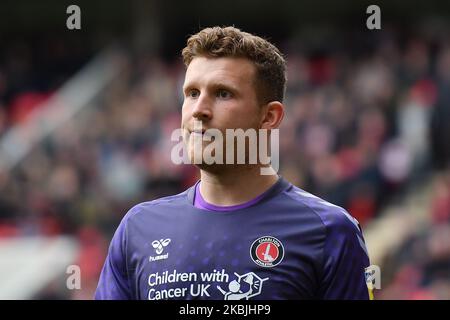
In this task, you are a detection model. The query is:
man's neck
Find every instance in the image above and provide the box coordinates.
[199,166,279,206]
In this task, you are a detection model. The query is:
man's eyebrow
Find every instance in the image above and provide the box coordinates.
[210,82,240,93]
[182,83,195,92]
[183,80,241,93]
[182,81,201,95]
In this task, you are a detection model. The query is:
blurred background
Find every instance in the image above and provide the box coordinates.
[0,0,449,299]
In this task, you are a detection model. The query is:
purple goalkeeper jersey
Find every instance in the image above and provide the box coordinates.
[95,177,371,300]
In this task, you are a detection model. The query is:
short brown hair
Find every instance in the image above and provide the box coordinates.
[182,26,287,104]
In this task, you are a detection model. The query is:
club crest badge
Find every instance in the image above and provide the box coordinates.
[250,236,284,267]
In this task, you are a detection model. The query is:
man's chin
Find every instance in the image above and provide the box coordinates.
[188,153,231,173]
[190,159,259,175]
[192,162,227,174]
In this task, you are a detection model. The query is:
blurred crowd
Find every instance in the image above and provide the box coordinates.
[0,26,449,299]
[378,171,450,299]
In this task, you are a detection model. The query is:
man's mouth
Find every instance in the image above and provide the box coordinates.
[188,128,216,140]
[190,129,205,135]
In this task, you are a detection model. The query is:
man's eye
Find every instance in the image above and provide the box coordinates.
[187,90,199,98]
[217,90,232,99]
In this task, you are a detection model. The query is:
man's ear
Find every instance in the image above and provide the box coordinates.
[260,101,285,130]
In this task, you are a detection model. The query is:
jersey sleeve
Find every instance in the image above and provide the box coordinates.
[318,208,371,300]
[95,211,134,300]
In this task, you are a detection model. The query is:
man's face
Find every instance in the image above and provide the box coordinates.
[181,56,263,168]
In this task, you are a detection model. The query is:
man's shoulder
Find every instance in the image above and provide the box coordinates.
[139,190,190,207]
[283,183,369,259]
[121,188,192,224]
[282,184,362,234]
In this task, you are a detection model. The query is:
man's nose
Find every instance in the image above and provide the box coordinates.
[192,94,213,121]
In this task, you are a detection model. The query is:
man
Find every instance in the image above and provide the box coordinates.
[95,26,371,300]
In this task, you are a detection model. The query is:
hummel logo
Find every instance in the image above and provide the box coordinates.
[151,239,171,255]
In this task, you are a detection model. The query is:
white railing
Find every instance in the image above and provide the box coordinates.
[0,48,126,171]
[0,236,79,299]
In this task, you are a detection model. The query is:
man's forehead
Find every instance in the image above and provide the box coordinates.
[184,56,255,85]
